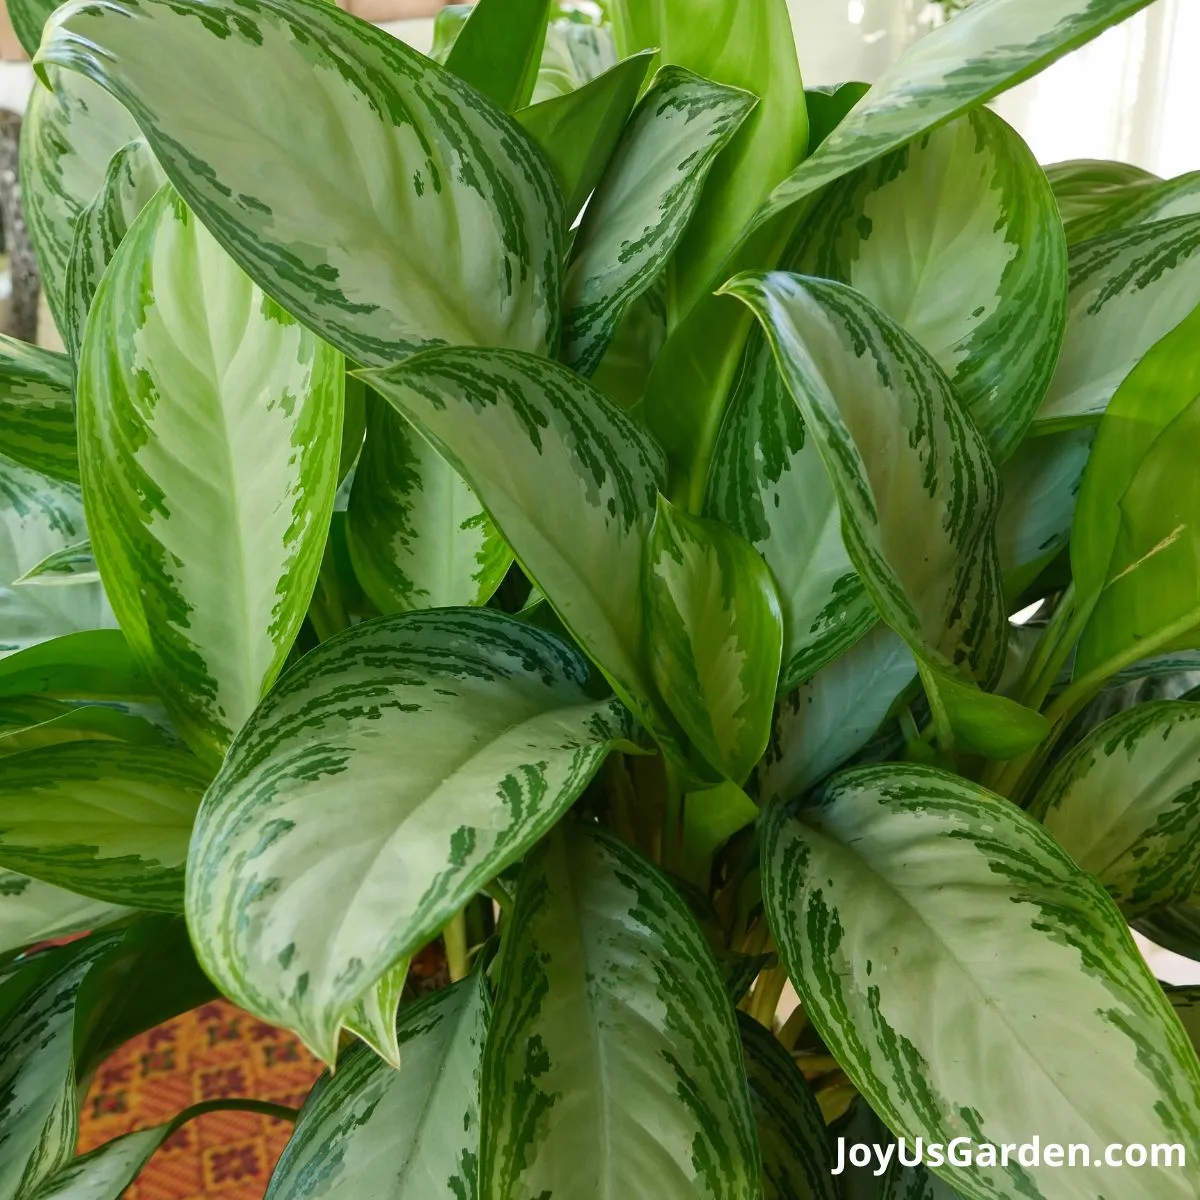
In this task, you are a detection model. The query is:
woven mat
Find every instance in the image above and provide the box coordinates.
[78,1000,323,1199]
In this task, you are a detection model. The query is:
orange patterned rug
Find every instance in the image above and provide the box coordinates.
[79,1001,324,1199]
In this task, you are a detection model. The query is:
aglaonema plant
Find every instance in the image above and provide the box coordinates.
[2,0,1200,1196]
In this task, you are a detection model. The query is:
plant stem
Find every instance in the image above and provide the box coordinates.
[917,662,956,759]
[177,1099,300,1126]
[443,909,470,983]
[777,1001,809,1051]
[747,964,788,1028]
[661,759,686,875]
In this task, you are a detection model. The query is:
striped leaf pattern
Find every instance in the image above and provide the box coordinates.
[0,454,115,658]
[751,0,1157,234]
[561,66,757,374]
[705,325,875,691]
[724,273,1007,688]
[186,609,632,1063]
[0,338,76,484]
[787,108,1066,462]
[16,542,98,588]
[341,955,409,1070]
[0,935,114,1200]
[1033,214,1200,430]
[1030,701,1200,916]
[762,766,1200,1200]
[737,1012,837,1200]
[0,630,154,703]
[531,18,618,103]
[78,186,343,764]
[754,624,915,805]
[362,348,676,747]
[19,69,141,339]
[63,138,165,360]
[39,0,565,365]
[27,1128,171,1200]
[0,704,169,756]
[0,870,130,959]
[267,973,488,1200]
[7,0,58,58]
[0,743,207,911]
[645,496,783,783]
[480,822,760,1200]
[1062,169,1200,244]
[1046,158,1159,236]
[346,393,510,616]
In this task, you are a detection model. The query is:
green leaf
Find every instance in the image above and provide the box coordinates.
[804,83,869,152]
[531,19,618,103]
[1072,303,1200,678]
[346,392,510,616]
[1168,986,1200,1055]
[615,0,808,320]
[0,704,170,756]
[62,138,165,361]
[16,542,98,588]
[754,624,915,805]
[39,0,566,365]
[515,50,654,219]
[589,281,667,411]
[186,608,631,1063]
[266,974,488,1200]
[1134,900,1200,964]
[0,630,154,703]
[645,495,782,782]
[921,668,1049,760]
[995,426,1094,600]
[1046,157,1159,236]
[723,273,1007,689]
[1030,701,1200,916]
[0,934,115,1200]
[705,323,875,691]
[749,0,1158,237]
[681,781,760,888]
[480,821,760,1200]
[78,186,344,765]
[19,71,140,340]
[430,3,471,64]
[6,0,58,58]
[1033,215,1200,431]
[445,0,552,112]
[341,955,409,1069]
[0,742,206,911]
[787,108,1066,462]
[361,348,677,749]
[27,1127,173,1200]
[762,765,1200,1200]
[737,1012,837,1200]
[561,66,757,375]
[1062,169,1200,245]
[0,871,130,961]
[0,336,77,484]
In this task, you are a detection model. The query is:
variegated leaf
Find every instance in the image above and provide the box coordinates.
[341,956,409,1070]
[1045,157,1159,235]
[762,766,1200,1200]
[0,453,115,658]
[78,186,343,764]
[6,0,58,58]
[995,426,1094,600]
[1033,214,1200,430]
[0,934,114,1200]
[515,50,652,220]
[39,0,565,365]
[362,348,677,748]
[787,108,1066,462]
[19,70,140,340]
[1063,169,1200,245]
[754,624,915,805]
[531,18,618,103]
[346,393,509,616]
[737,1012,837,1200]
[749,0,1157,235]
[480,821,760,1200]
[0,703,169,755]
[0,630,154,702]
[645,495,782,783]
[561,66,757,374]
[63,138,165,361]
[0,337,76,484]
[16,542,98,588]
[1030,701,1200,916]
[0,742,207,911]
[267,973,488,1200]
[26,1128,170,1200]
[186,609,632,1062]
[0,870,130,960]
[723,273,1006,689]
[705,325,875,691]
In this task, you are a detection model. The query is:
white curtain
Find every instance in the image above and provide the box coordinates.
[789,0,1198,175]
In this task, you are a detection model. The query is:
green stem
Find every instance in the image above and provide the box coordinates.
[661,759,686,875]
[443,909,470,983]
[917,662,956,759]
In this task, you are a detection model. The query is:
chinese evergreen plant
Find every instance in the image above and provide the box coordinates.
[2,0,1200,1196]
